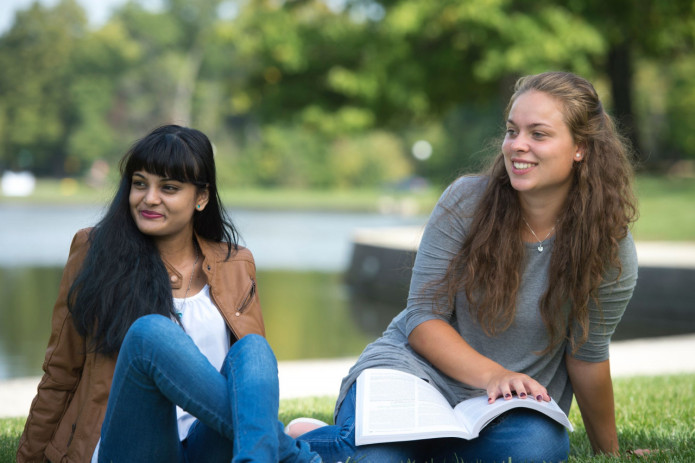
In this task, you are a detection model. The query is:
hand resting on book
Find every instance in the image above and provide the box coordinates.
[484,367,551,404]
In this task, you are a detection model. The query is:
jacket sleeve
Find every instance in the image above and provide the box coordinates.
[16,230,90,463]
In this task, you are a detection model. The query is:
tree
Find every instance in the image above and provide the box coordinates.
[563,0,695,163]
[0,0,87,175]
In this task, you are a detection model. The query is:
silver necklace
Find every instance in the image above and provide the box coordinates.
[522,217,555,252]
[176,244,199,318]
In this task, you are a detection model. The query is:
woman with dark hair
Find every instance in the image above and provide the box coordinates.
[17,125,321,463]
[288,71,639,462]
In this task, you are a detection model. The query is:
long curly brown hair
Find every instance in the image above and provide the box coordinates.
[440,71,638,353]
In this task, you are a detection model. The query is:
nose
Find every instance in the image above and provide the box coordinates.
[510,133,529,152]
[144,186,161,205]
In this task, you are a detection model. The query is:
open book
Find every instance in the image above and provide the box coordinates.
[355,368,573,445]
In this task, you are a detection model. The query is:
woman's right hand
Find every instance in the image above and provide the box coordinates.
[484,368,550,403]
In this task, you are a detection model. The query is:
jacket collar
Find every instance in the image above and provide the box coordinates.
[162,233,228,289]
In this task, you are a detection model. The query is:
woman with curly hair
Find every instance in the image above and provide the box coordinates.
[288,71,639,462]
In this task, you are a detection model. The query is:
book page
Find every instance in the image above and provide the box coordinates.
[355,369,471,445]
[454,395,574,437]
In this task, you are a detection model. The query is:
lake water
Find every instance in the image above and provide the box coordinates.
[0,204,426,380]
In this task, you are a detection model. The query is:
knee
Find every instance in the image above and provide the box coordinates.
[511,414,569,462]
[121,314,176,352]
[477,410,569,462]
[127,314,174,337]
[224,334,277,375]
[232,334,274,360]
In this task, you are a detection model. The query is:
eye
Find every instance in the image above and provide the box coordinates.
[131,179,146,189]
[532,131,547,139]
[162,184,181,193]
[505,127,517,137]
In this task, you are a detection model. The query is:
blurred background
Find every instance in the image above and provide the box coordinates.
[1,0,694,380]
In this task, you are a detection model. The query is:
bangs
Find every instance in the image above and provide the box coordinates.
[123,132,201,183]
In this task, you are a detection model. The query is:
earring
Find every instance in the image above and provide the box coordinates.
[196,204,201,209]
[575,153,582,159]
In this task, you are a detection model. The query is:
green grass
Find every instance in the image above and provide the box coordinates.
[632,176,695,241]
[3,374,693,462]
[281,374,695,462]
[0,417,24,463]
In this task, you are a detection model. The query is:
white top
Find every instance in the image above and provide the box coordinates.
[92,284,229,462]
[174,284,231,439]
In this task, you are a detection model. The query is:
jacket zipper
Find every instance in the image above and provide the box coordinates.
[67,423,76,447]
[235,280,256,317]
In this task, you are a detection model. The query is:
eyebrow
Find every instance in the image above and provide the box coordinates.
[131,172,178,182]
[506,119,553,129]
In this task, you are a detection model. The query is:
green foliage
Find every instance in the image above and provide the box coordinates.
[662,57,695,160]
[0,0,87,174]
[1,0,694,185]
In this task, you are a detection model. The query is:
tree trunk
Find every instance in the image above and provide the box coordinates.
[171,45,204,126]
[606,42,643,163]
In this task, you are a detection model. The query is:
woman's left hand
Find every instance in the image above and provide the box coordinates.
[485,368,551,404]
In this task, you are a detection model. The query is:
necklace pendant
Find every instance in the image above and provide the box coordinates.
[537,245,544,252]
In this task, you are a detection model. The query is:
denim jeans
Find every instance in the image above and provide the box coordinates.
[299,382,569,463]
[98,314,321,463]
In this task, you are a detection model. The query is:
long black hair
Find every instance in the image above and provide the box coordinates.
[68,125,239,355]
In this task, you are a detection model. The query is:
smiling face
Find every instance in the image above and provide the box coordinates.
[129,170,208,243]
[502,90,581,201]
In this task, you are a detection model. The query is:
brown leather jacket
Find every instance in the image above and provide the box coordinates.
[16,228,266,463]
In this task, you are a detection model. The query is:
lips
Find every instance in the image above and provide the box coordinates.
[140,210,164,219]
[510,158,538,174]
[513,161,536,169]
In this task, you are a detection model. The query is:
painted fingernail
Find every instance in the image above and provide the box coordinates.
[504,393,511,399]
[519,392,527,398]
[536,395,543,401]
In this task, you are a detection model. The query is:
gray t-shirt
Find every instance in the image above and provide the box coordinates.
[335,176,638,417]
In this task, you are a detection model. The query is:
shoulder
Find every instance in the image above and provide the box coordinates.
[197,238,255,265]
[614,230,638,278]
[71,227,93,248]
[618,231,637,266]
[442,175,488,204]
[599,231,638,287]
[432,175,488,217]
[63,228,94,271]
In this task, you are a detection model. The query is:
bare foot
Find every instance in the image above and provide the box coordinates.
[285,417,328,438]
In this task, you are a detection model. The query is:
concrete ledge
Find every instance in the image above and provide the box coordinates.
[347,227,695,340]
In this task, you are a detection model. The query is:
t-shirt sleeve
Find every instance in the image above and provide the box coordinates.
[568,232,639,362]
[404,177,482,337]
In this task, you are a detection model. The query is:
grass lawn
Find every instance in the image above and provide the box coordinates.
[3,374,693,462]
[2,175,694,241]
[631,176,695,241]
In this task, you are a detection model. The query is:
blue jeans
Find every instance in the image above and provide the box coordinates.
[98,314,321,463]
[299,382,569,463]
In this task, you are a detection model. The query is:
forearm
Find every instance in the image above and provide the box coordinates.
[408,319,551,405]
[408,319,505,388]
[565,355,619,454]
